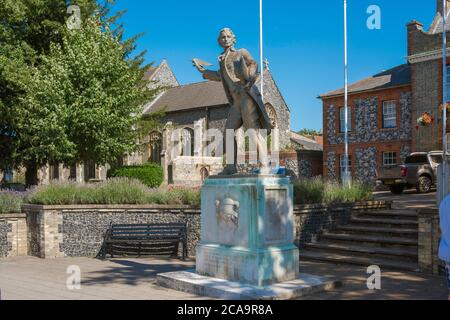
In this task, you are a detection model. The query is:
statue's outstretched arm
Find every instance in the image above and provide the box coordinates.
[193,59,221,82]
[203,70,222,82]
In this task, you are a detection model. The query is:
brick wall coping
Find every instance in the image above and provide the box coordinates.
[21,200,390,214]
[22,204,200,211]
[294,200,391,212]
[0,213,27,219]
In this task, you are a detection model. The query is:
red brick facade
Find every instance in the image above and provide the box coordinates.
[321,86,412,182]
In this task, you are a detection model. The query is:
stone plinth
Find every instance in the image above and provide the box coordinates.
[196,175,299,286]
[157,270,341,300]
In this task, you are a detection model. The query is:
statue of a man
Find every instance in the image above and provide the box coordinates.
[193,28,273,175]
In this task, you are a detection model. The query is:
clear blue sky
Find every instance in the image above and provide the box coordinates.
[113,0,437,131]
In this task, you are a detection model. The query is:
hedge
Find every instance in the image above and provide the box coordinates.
[107,163,164,188]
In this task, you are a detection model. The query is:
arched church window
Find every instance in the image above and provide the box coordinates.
[148,131,162,164]
[180,128,195,156]
[265,103,278,128]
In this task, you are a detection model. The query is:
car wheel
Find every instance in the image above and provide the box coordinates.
[389,185,404,195]
[417,176,432,193]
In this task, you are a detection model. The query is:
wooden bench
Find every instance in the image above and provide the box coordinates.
[100,222,188,260]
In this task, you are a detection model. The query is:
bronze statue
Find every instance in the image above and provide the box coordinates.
[193,28,272,175]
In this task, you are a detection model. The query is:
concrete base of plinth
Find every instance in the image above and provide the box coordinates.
[157,270,342,300]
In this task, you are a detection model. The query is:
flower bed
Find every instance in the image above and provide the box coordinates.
[293,177,373,205]
[25,178,200,206]
[0,190,26,214]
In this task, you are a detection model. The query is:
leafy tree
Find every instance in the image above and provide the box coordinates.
[0,0,100,183]
[297,128,323,137]
[20,17,155,184]
[0,0,159,185]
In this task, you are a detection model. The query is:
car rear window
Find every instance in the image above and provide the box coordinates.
[405,155,428,164]
[430,154,443,164]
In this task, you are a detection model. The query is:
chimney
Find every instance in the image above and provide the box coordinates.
[407,20,423,56]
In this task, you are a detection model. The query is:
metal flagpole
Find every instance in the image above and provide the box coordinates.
[260,0,264,99]
[443,0,448,201]
[343,0,350,186]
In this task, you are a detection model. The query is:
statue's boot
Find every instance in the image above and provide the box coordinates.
[220,164,238,176]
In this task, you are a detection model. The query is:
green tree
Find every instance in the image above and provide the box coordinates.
[297,128,323,137]
[20,17,155,184]
[0,1,158,185]
[0,0,100,183]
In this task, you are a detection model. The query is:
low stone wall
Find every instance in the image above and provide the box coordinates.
[22,205,201,258]
[0,214,28,258]
[418,208,445,275]
[20,201,391,260]
[294,201,391,246]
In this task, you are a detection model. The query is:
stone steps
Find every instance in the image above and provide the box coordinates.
[355,210,418,219]
[349,217,418,228]
[300,250,419,272]
[319,232,418,248]
[300,209,419,271]
[338,225,418,239]
[303,242,417,262]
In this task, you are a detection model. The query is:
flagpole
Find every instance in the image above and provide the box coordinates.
[344,0,350,186]
[443,0,448,201]
[260,0,264,100]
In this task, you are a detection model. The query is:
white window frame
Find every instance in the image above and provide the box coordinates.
[382,100,397,129]
[339,107,352,133]
[383,152,397,166]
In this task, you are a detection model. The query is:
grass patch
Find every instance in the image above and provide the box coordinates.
[294,178,373,205]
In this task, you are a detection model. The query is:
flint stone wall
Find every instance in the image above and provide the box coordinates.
[22,205,201,258]
[20,201,390,259]
[0,220,11,257]
[326,93,412,145]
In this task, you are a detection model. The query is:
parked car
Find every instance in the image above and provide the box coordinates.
[377,151,443,194]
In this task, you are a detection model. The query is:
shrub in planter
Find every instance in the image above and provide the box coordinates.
[293,178,373,205]
[108,163,163,188]
[0,190,25,213]
[25,178,201,206]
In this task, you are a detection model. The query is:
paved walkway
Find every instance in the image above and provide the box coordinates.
[374,190,437,209]
[1,191,445,300]
[0,257,203,300]
[0,256,447,300]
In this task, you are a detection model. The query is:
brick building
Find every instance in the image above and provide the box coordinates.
[320,1,449,186]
